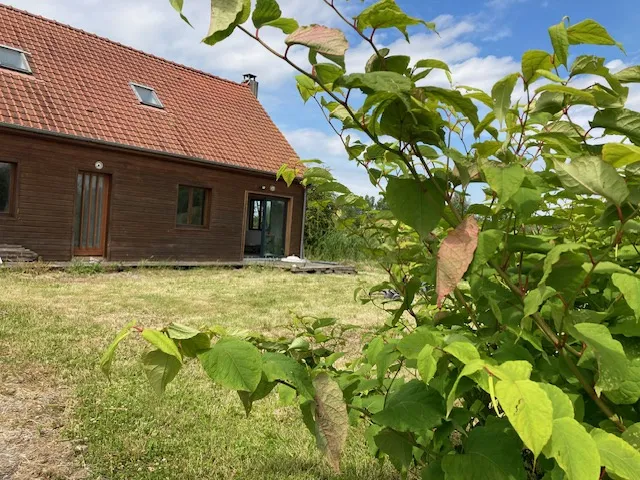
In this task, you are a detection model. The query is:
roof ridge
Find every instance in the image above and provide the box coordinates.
[0,3,249,89]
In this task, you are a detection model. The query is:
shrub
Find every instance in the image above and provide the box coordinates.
[104,1,640,479]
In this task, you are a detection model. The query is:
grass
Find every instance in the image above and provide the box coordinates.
[0,267,395,479]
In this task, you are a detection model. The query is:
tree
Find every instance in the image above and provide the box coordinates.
[104,2,640,479]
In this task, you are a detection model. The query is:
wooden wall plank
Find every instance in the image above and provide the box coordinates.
[0,130,304,261]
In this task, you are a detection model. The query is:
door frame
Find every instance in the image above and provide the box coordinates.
[241,191,293,258]
[72,171,111,257]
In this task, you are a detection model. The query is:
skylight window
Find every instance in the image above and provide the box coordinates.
[0,45,31,74]
[130,83,163,108]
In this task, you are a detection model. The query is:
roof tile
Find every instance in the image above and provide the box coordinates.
[0,5,300,174]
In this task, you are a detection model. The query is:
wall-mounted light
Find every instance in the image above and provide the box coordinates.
[269,185,276,192]
[261,185,266,190]
[95,161,104,170]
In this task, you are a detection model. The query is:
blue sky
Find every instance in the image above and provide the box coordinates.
[6,0,639,196]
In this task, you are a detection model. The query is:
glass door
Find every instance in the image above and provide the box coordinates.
[262,198,287,258]
[73,172,110,256]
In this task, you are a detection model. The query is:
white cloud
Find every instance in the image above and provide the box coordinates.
[4,0,346,87]
[284,128,379,197]
[485,0,527,8]
[483,27,512,42]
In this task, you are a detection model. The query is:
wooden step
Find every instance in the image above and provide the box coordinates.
[0,244,38,263]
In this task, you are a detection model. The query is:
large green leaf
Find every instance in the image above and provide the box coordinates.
[612,273,640,319]
[540,243,584,284]
[436,216,479,307]
[386,177,445,237]
[567,19,623,50]
[397,327,438,359]
[421,86,479,126]
[471,229,503,270]
[237,374,276,416]
[591,108,640,146]
[482,163,525,204]
[535,84,596,105]
[169,0,193,26]
[546,417,601,480]
[251,0,298,34]
[417,345,438,383]
[252,0,280,28]
[548,22,569,67]
[444,341,480,364]
[523,285,557,318]
[313,373,348,473]
[441,419,527,480]
[622,423,640,451]
[522,50,553,83]
[142,349,182,395]
[615,66,640,83]
[198,338,262,392]
[572,323,628,394]
[166,322,200,340]
[262,352,314,399]
[604,357,640,405]
[446,359,486,416]
[491,73,519,124]
[537,383,574,420]
[356,0,434,41]
[374,428,414,471]
[374,380,444,432]
[495,379,553,458]
[286,26,348,66]
[100,320,136,379]
[335,71,413,94]
[204,0,250,46]
[554,156,629,205]
[602,143,640,168]
[142,329,182,362]
[591,428,640,479]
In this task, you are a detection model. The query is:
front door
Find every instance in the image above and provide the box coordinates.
[73,171,110,256]
[244,196,288,258]
[262,198,287,258]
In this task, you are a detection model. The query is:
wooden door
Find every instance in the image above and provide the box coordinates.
[73,172,110,256]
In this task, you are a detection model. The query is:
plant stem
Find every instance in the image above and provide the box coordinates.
[561,350,625,432]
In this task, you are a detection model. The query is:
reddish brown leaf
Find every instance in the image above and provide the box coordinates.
[285,25,348,57]
[436,216,480,308]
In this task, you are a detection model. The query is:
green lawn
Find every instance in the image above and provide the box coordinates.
[0,267,397,480]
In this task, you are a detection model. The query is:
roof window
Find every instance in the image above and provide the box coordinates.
[130,83,164,108]
[0,45,31,74]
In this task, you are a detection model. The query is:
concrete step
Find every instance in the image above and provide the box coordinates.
[0,244,38,263]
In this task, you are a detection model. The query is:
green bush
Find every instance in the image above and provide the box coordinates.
[104,1,640,479]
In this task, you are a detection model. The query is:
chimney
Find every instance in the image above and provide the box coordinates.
[243,73,259,98]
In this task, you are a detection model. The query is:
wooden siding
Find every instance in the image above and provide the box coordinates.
[0,129,304,261]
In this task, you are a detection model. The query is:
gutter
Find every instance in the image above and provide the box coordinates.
[0,122,290,179]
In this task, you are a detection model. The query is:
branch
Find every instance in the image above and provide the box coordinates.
[321,0,383,58]
[561,350,625,432]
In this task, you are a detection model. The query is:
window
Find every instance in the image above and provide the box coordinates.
[0,45,31,74]
[130,83,163,108]
[249,199,263,230]
[176,185,209,227]
[0,161,16,214]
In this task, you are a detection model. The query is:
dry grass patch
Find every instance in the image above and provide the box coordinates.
[0,267,394,480]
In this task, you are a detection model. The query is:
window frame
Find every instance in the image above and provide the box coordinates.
[0,160,17,216]
[0,45,32,74]
[129,82,164,109]
[175,184,211,229]
[249,199,263,231]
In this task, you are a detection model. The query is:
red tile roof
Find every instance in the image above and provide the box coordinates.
[0,5,300,174]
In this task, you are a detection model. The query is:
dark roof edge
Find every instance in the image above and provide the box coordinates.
[0,4,248,90]
[0,122,291,179]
